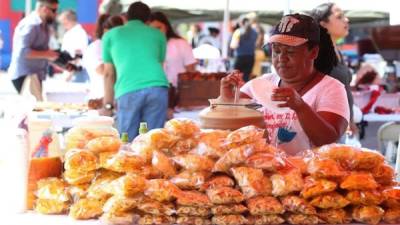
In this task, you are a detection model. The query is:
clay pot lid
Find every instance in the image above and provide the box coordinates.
[199,98,264,119]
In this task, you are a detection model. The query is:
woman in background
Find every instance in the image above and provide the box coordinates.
[311,3,357,137]
[82,14,124,100]
[148,12,197,117]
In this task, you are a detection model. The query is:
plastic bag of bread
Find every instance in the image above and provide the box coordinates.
[130,139,155,163]
[64,170,96,185]
[309,192,350,209]
[300,176,337,199]
[99,151,145,173]
[383,208,400,224]
[285,156,308,175]
[176,206,211,217]
[137,199,175,215]
[172,154,214,172]
[65,123,119,150]
[92,169,125,183]
[307,158,346,179]
[86,136,121,153]
[281,195,316,215]
[105,174,147,197]
[372,163,395,185]
[346,190,383,205]
[246,196,284,215]
[286,214,320,225]
[152,150,177,178]
[230,167,272,198]
[224,125,265,149]
[138,215,176,225]
[36,178,70,202]
[100,211,136,225]
[69,198,105,220]
[92,169,123,184]
[352,205,384,225]
[317,208,351,224]
[382,186,400,208]
[350,148,385,170]
[213,144,256,173]
[64,149,98,172]
[315,144,359,168]
[211,204,247,215]
[271,169,304,197]
[141,165,163,179]
[34,199,69,214]
[206,187,245,205]
[211,215,247,225]
[246,215,285,225]
[340,172,378,190]
[171,138,199,155]
[140,128,179,150]
[103,195,143,214]
[170,171,210,190]
[245,152,285,172]
[144,179,181,202]
[87,170,122,200]
[165,118,200,138]
[68,183,89,201]
[176,216,211,225]
[176,190,212,208]
[199,175,234,192]
[190,129,229,159]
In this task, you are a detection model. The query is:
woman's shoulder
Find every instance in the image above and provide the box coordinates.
[318,74,346,90]
[169,38,190,46]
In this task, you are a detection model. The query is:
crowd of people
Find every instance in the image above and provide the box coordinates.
[7,0,399,155]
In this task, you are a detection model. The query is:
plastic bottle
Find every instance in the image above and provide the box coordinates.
[119,132,131,152]
[121,132,129,144]
[139,122,148,135]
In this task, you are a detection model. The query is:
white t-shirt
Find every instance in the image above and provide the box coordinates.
[241,73,350,155]
[82,39,103,99]
[165,38,196,87]
[61,24,89,58]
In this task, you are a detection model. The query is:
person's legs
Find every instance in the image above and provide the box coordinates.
[243,55,255,79]
[234,55,255,82]
[141,87,168,130]
[116,90,145,141]
[238,55,255,81]
[29,74,43,101]
[11,76,26,94]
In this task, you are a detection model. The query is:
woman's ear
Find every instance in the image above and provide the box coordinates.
[319,21,327,29]
[310,46,319,60]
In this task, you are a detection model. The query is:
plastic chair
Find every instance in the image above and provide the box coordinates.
[377,121,400,162]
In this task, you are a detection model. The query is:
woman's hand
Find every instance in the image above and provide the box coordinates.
[271,87,306,111]
[219,70,244,101]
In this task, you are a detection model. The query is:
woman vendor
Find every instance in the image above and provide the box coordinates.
[220,14,349,155]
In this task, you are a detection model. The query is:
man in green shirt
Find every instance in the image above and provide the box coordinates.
[101,1,169,140]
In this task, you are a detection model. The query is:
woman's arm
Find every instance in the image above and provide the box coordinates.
[219,71,250,101]
[272,86,348,146]
[295,104,348,146]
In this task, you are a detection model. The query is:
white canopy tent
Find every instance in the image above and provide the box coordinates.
[137,0,395,58]
[25,0,396,58]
